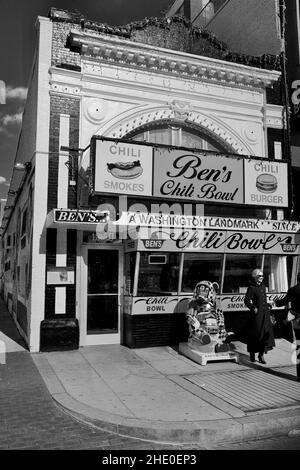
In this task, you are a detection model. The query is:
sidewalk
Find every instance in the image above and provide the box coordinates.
[32,338,300,446]
[1,299,300,447]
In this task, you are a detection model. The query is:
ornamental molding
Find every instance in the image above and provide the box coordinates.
[168,100,192,122]
[265,104,284,129]
[98,105,251,154]
[84,98,108,123]
[68,31,281,90]
[49,82,81,96]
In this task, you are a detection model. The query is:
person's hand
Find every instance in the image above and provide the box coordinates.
[253,307,258,314]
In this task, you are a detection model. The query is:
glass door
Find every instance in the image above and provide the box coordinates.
[81,247,122,345]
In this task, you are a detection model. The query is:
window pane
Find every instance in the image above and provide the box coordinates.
[87,296,118,334]
[137,252,180,295]
[181,130,204,149]
[148,128,171,145]
[223,254,263,293]
[88,251,118,294]
[263,255,289,292]
[130,125,226,151]
[181,253,222,292]
[181,128,225,152]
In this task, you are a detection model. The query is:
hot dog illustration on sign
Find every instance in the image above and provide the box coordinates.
[107,160,143,179]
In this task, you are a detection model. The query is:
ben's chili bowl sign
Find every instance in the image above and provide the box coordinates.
[153,148,243,204]
[131,294,287,314]
[132,296,189,314]
[244,159,288,207]
[137,230,300,254]
[94,140,153,196]
[220,293,287,312]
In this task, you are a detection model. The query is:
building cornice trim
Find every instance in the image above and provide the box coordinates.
[67,31,281,90]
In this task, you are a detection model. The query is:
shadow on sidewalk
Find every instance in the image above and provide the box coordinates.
[236,351,299,382]
[0,298,27,349]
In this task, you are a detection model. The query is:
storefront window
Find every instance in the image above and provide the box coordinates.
[263,255,289,292]
[223,254,263,293]
[124,252,136,295]
[137,252,180,295]
[181,253,222,292]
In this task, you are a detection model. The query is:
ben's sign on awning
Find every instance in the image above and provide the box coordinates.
[91,137,289,207]
[47,209,109,230]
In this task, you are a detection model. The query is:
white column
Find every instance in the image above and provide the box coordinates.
[57,114,70,209]
[54,114,70,313]
[274,141,284,220]
[55,287,66,314]
[29,17,52,352]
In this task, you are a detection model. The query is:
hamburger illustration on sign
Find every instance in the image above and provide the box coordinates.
[107,160,143,179]
[244,159,288,207]
[255,173,278,193]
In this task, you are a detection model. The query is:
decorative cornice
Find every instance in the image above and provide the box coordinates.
[68,31,281,90]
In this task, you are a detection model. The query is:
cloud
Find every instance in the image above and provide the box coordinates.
[0,108,23,134]
[0,176,10,186]
[6,86,27,101]
[1,112,23,126]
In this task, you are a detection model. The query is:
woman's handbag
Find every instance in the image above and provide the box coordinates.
[286,310,296,322]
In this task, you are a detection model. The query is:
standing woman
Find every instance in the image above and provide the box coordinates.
[244,269,275,364]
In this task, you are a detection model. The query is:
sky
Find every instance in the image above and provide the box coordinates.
[0,0,173,200]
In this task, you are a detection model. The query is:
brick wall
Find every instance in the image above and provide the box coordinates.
[50,12,280,72]
[44,228,77,319]
[45,93,80,319]
[51,22,82,69]
[48,95,80,212]
[45,228,56,319]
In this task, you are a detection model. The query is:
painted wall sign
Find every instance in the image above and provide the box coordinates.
[94,139,153,196]
[130,294,287,314]
[153,148,243,204]
[244,159,288,207]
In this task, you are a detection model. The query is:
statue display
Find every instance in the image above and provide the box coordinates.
[179,280,239,365]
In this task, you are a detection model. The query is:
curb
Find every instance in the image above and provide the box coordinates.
[52,391,300,446]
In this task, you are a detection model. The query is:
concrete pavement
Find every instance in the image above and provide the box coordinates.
[32,338,300,446]
[1,298,300,448]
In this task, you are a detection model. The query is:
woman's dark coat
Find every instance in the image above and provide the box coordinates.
[244,280,275,353]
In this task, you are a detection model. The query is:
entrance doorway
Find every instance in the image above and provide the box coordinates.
[80,246,123,345]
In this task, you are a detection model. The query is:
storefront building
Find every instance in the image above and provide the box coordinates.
[1,8,298,352]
